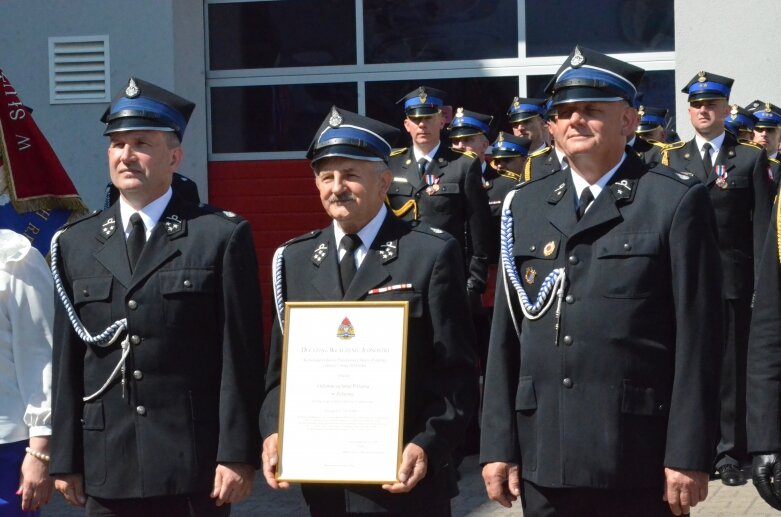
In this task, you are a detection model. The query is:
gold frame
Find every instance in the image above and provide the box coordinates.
[277,301,409,484]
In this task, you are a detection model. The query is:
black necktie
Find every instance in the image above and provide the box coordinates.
[702,142,713,175]
[339,234,361,295]
[127,213,146,271]
[418,158,428,178]
[577,188,594,220]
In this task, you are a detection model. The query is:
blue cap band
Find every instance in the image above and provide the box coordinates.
[109,96,187,134]
[494,141,529,155]
[556,67,636,102]
[687,81,730,98]
[510,103,544,115]
[727,113,755,130]
[640,114,666,127]
[404,95,444,110]
[317,126,391,157]
[451,116,490,134]
[755,111,781,125]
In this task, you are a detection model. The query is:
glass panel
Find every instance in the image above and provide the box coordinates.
[365,77,519,147]
[208,1,356,70]
[363,0,518,64]
[525,0,674,57]
[210,83,358,153]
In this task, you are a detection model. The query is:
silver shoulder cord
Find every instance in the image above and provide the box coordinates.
[499,190,567,345]
[50,228,130,402]
[272,244,286,332]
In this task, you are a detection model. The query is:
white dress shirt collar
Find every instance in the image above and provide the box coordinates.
[119,187,173,240]
[333,204,387,268]
[694,131,725,158]
[570,152,627,211]
[413,142,441,163]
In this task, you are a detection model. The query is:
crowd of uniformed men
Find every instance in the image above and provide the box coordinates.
[35,42,781,517]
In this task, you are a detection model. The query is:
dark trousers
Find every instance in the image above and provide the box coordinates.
[309,502,451,517]
[521,480,676,517]
[86,492,230,517]
[715,297,751,468]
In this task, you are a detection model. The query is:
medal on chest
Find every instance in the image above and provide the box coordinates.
[714,165,728,189]
[425,173,440,195]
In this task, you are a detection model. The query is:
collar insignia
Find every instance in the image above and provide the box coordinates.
[378,240,398,262]
[125,78,140,98]
[312,242,328,265]
[328,106,343,127]
[610,179,634,200]
[164,214,183,235]
[101,217,116,238]
[676,172,693,181]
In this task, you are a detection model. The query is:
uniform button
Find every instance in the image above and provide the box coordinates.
[130,335,141,345]
[183,279,192,288]
[82,289,89,297]
[133,370,143,380]
[530,245,536,252]
[562,378,573,388]
[562,335,573,345]
[623,243,631,251]
[136,405,146,415]
[657,403,666,412]
[565,295,574,304]
[128,300,138,310]
[415,193,421,199]
[568,255,579,265]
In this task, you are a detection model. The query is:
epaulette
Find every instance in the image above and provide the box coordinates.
[281,229,322,248]
[410,222,450,241]
[514,168,556,191]
[662,140,686,151]
[770,157,780,164]
[390,147,407,157]
[59,209,102,232]
[528,145,552,159]
[739,140,763,151]
[646,139,667,149]
[197,203,246,223]
[452,148,478,159]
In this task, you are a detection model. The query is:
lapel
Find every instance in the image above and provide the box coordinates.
[310,226,343,300]
[344,214,401,300]
[545,172,578,238]
[716,132,738,175]
[94,204,132,288]
[128,195,187,289]
[683,139,709,183]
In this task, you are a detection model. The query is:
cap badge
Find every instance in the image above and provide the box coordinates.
[543,240,556,257]
[570,47,585,67]
[638,106,645,117]
[524,267,537,285]
[730,104,739,116]
[752,101,761,109]
[697,71,707,83]
[497,131,505,143]
[328,106,343,128]
[512,97,520,109]
[417,87,427,104]
[765,102,773,113]
[125,78,140,98]
[455,107,464,118]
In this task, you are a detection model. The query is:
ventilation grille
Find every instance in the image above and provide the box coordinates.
[49,36,110,104]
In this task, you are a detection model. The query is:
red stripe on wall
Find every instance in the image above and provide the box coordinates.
[208,160,330,354]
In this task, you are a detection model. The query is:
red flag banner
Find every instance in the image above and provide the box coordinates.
[0,69,86,213]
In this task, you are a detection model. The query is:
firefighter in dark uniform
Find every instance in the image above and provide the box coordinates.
[507,97,554,181]
[652,72,776,486]
[50,78,264,515]
[634,105,668,146]
[747,100,781,184]
[747,190,781,511]
[480,46,722,517]
[724,104,757,143]
[260,107,479,516]
[387,86,491,316]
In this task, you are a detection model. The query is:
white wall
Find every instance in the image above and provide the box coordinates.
[674,0,781,141]
[0,0,207,209]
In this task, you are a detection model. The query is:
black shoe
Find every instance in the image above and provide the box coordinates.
[718,464,746,486]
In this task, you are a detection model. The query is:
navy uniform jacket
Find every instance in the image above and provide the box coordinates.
[483,164,520,263]
[527,145,562,181]
[748,196,781,453]
[50,193,264,499]
[480,152,723,489]
[387,146,491,292]
[651,133,775,299]
[632,137,665,163]
[260,213,479,513]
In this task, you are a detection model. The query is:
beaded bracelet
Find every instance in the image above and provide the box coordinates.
[25,447,50,463]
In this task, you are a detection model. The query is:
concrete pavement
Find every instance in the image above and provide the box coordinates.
[43,458,779,516]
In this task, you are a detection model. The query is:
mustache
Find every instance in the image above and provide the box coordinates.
[328,194,355,203]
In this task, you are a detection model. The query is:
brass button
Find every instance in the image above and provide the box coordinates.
[183,280,192,288]
[623,243,631,251]
[130,335,141,345]
[562,335,573,345]
[128,300,138,310]
[562,378,573,388]
[136,406,146,415]
[133,370,143,380]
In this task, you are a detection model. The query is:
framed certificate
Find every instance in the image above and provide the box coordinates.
[276,301,409,483]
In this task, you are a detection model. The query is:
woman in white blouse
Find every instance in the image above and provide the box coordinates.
[0,229,53,514]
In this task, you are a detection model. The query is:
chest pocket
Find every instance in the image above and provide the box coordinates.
[364,291,423,318]
[596,232,661,298]
[388,182,414,198]
[511,235,561,297]
[159,269,216,327]
[724,175,749,189]
[72,277,113,330]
